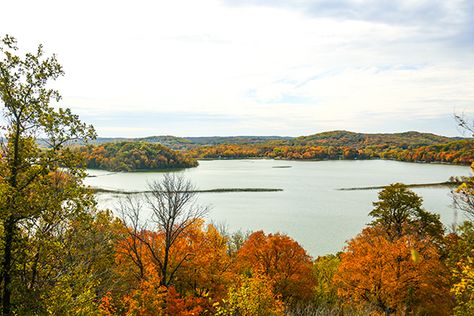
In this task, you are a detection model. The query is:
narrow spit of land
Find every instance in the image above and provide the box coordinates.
[91,187,284,194]
[339,181,462,191]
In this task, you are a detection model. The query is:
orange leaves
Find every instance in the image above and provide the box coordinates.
[334,226,453,315]
[112,224,320,314]
[123,280,203,316]
[173,223,232,298]
[184,138,474,164]
[236,231,315,303]
[98,292,117,316]
[113,221,232,314]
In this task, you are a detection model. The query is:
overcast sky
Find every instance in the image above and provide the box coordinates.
[1,0,473,137]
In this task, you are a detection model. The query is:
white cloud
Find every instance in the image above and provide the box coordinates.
[1,0,473,136]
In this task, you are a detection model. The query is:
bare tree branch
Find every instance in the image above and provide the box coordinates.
[118,174,208,287]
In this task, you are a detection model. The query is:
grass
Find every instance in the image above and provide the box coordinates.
[91,187,283,194]
[338,181,462,191]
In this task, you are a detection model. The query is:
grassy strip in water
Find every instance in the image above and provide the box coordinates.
[91,187,283,194]
[339,181,462,191]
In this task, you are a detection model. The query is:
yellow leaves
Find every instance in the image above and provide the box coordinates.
[313,254,340,305]
[451,256,474,301]
[42,271,100,315]
[215,274,284,316]
[411,248,420,264]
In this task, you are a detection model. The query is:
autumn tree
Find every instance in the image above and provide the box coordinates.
[445,221,474,316]
[334,226,453,315]
[448,163,474,315]
[312,254,340,307]
[34,209,122,315]
[334,185,454,315]
[452,162,474,221]
[216,274,284,316]
[172,222,232,300]
[119,174,209,289]
[235,231,315,305]
[0,35,95,314]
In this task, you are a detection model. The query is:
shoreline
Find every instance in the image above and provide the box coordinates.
[195,157,471,166]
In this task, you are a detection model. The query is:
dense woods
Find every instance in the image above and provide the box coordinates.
[80,141,198,171]
[81,131,473,170]
[1,37,473,315]
[82,135,474,171]
[184,139,474,164]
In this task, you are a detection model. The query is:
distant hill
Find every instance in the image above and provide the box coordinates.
[72,131,471,167]
[93,135,292,149]
[185,136,292,145]
[91,131,459,149]
[39,131,463,151]
[289,131,457,148]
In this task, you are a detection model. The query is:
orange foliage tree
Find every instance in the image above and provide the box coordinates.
[335,184,453,315]
[334,226,452,315]
[112,220,232,315]
[235,231,315,305]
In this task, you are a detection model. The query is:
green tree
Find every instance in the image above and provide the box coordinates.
[0,35,95,314]
[369,183,444,241]
[453,162,474,221]
[313,254,340,307]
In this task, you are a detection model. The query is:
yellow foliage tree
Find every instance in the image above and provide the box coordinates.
[216,274,284,316]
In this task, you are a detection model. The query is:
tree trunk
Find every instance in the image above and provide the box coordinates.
[2,217,15,316]
[2,121,21,315]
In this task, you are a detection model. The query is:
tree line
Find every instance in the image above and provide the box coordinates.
[183,140,474,165]
[79,135,473,171]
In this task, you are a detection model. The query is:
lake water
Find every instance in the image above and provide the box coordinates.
[85,159,471,257]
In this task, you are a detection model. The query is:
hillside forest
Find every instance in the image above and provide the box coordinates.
[81,132,474,172]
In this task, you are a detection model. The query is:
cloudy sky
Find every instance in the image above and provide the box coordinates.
[1,0,473,137]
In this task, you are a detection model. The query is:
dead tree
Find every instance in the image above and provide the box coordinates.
[119,173,209,287]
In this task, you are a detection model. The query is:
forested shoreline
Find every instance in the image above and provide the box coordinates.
[78,137,474,172]
[183,139,474,165]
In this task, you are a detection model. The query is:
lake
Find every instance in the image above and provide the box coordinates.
[85,159,471,257]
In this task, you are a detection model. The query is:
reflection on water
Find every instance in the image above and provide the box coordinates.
[85,159,471,257]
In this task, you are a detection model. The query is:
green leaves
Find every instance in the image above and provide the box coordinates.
[0,35,99,314]
[369,183,444,241]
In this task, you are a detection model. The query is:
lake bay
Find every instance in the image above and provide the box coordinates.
[85,159,471,257]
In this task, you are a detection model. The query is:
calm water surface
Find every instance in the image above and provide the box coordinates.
[85,160,471,257]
